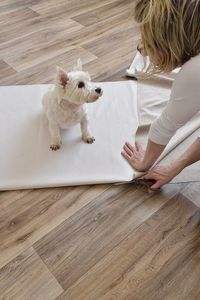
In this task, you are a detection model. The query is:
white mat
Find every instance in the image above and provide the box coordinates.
[0,82,139,190]
[0,80,199,190]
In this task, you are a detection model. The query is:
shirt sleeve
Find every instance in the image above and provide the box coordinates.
[148,55,200,145]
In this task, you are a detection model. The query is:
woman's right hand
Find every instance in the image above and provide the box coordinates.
[142,164,180,190]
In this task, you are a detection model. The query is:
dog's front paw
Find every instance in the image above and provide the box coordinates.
[87,136,95,144]
[83,136,95,144]
[50,144,61,151]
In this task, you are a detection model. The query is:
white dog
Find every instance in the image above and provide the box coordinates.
[42,60,103,150]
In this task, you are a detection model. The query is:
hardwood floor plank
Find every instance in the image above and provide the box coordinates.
[0,0,40,8]
[0,60,16,79]
[181,182,200,208]
[0,0,41,14]
[0,46,97,85]
[83,34,139,81]
[30,0,120,19]
[86,55,133,82]
[34,184,183,291]
[81,25,140,81]
[0,17,83,53]
[101,67,133,81]
[1,19,84,71]
[5,43,95,73]
[0,184,111,268]
[83,26,139,58]
[0,1,136,77]
[0,247,63,300]
[0,7,39,28]
[0,10,87,45]
[0,190,31,210]
[30,5,135,57]
[56,195,200,300]
[72,0,133,27]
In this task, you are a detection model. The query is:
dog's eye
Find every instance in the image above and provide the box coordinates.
[78,82,85,88]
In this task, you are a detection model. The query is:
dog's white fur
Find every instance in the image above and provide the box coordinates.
[42,59,103,150]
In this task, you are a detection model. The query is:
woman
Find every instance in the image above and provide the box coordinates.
[122,0,200,190]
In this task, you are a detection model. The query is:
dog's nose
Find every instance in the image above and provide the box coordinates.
[95,88,102,94]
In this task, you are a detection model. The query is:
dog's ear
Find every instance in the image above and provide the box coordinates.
[73,58,83,71]
[56,66,69,87]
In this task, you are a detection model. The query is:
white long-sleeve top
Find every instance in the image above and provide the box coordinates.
[149,54,200,145]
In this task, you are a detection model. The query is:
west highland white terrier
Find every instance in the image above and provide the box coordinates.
[42,59,103,150]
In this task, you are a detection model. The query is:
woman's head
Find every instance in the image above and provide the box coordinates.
[134,0,200,72]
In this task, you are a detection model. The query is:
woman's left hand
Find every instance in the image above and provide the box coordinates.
[121,141,148,172]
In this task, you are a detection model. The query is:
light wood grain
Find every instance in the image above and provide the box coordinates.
[34,184,183,290]
[0,185,111,268]
[0,7,39,28]
[181,182,200,208]
[57,195,200,300]
[0,47,97,85]
[30,0,120,19]
[72,0,133,27]
[0,247,63,300]
[1,19,84,71]
[0,60,16,79]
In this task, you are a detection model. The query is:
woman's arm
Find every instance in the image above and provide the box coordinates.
[143,137,200,190]
[172,137,200,170]
[148,56,200,146]
[122,55,200,171]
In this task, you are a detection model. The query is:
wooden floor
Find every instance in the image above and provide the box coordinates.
[0,1,200,299]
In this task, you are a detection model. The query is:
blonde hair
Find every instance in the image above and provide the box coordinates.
[134,0,200,73]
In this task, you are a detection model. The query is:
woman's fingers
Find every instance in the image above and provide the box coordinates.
[124,141,143,156]
[143,173,155,180]
[125,142,134,152]
[142,172,161,190]
[149,181,162,190]
[123,144,133,157]
[121,151,131,162]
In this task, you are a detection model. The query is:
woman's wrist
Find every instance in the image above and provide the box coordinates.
[142,147,165,170]
[170,158,187,176]
[142,158,154,171]
[142,139,166,171]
